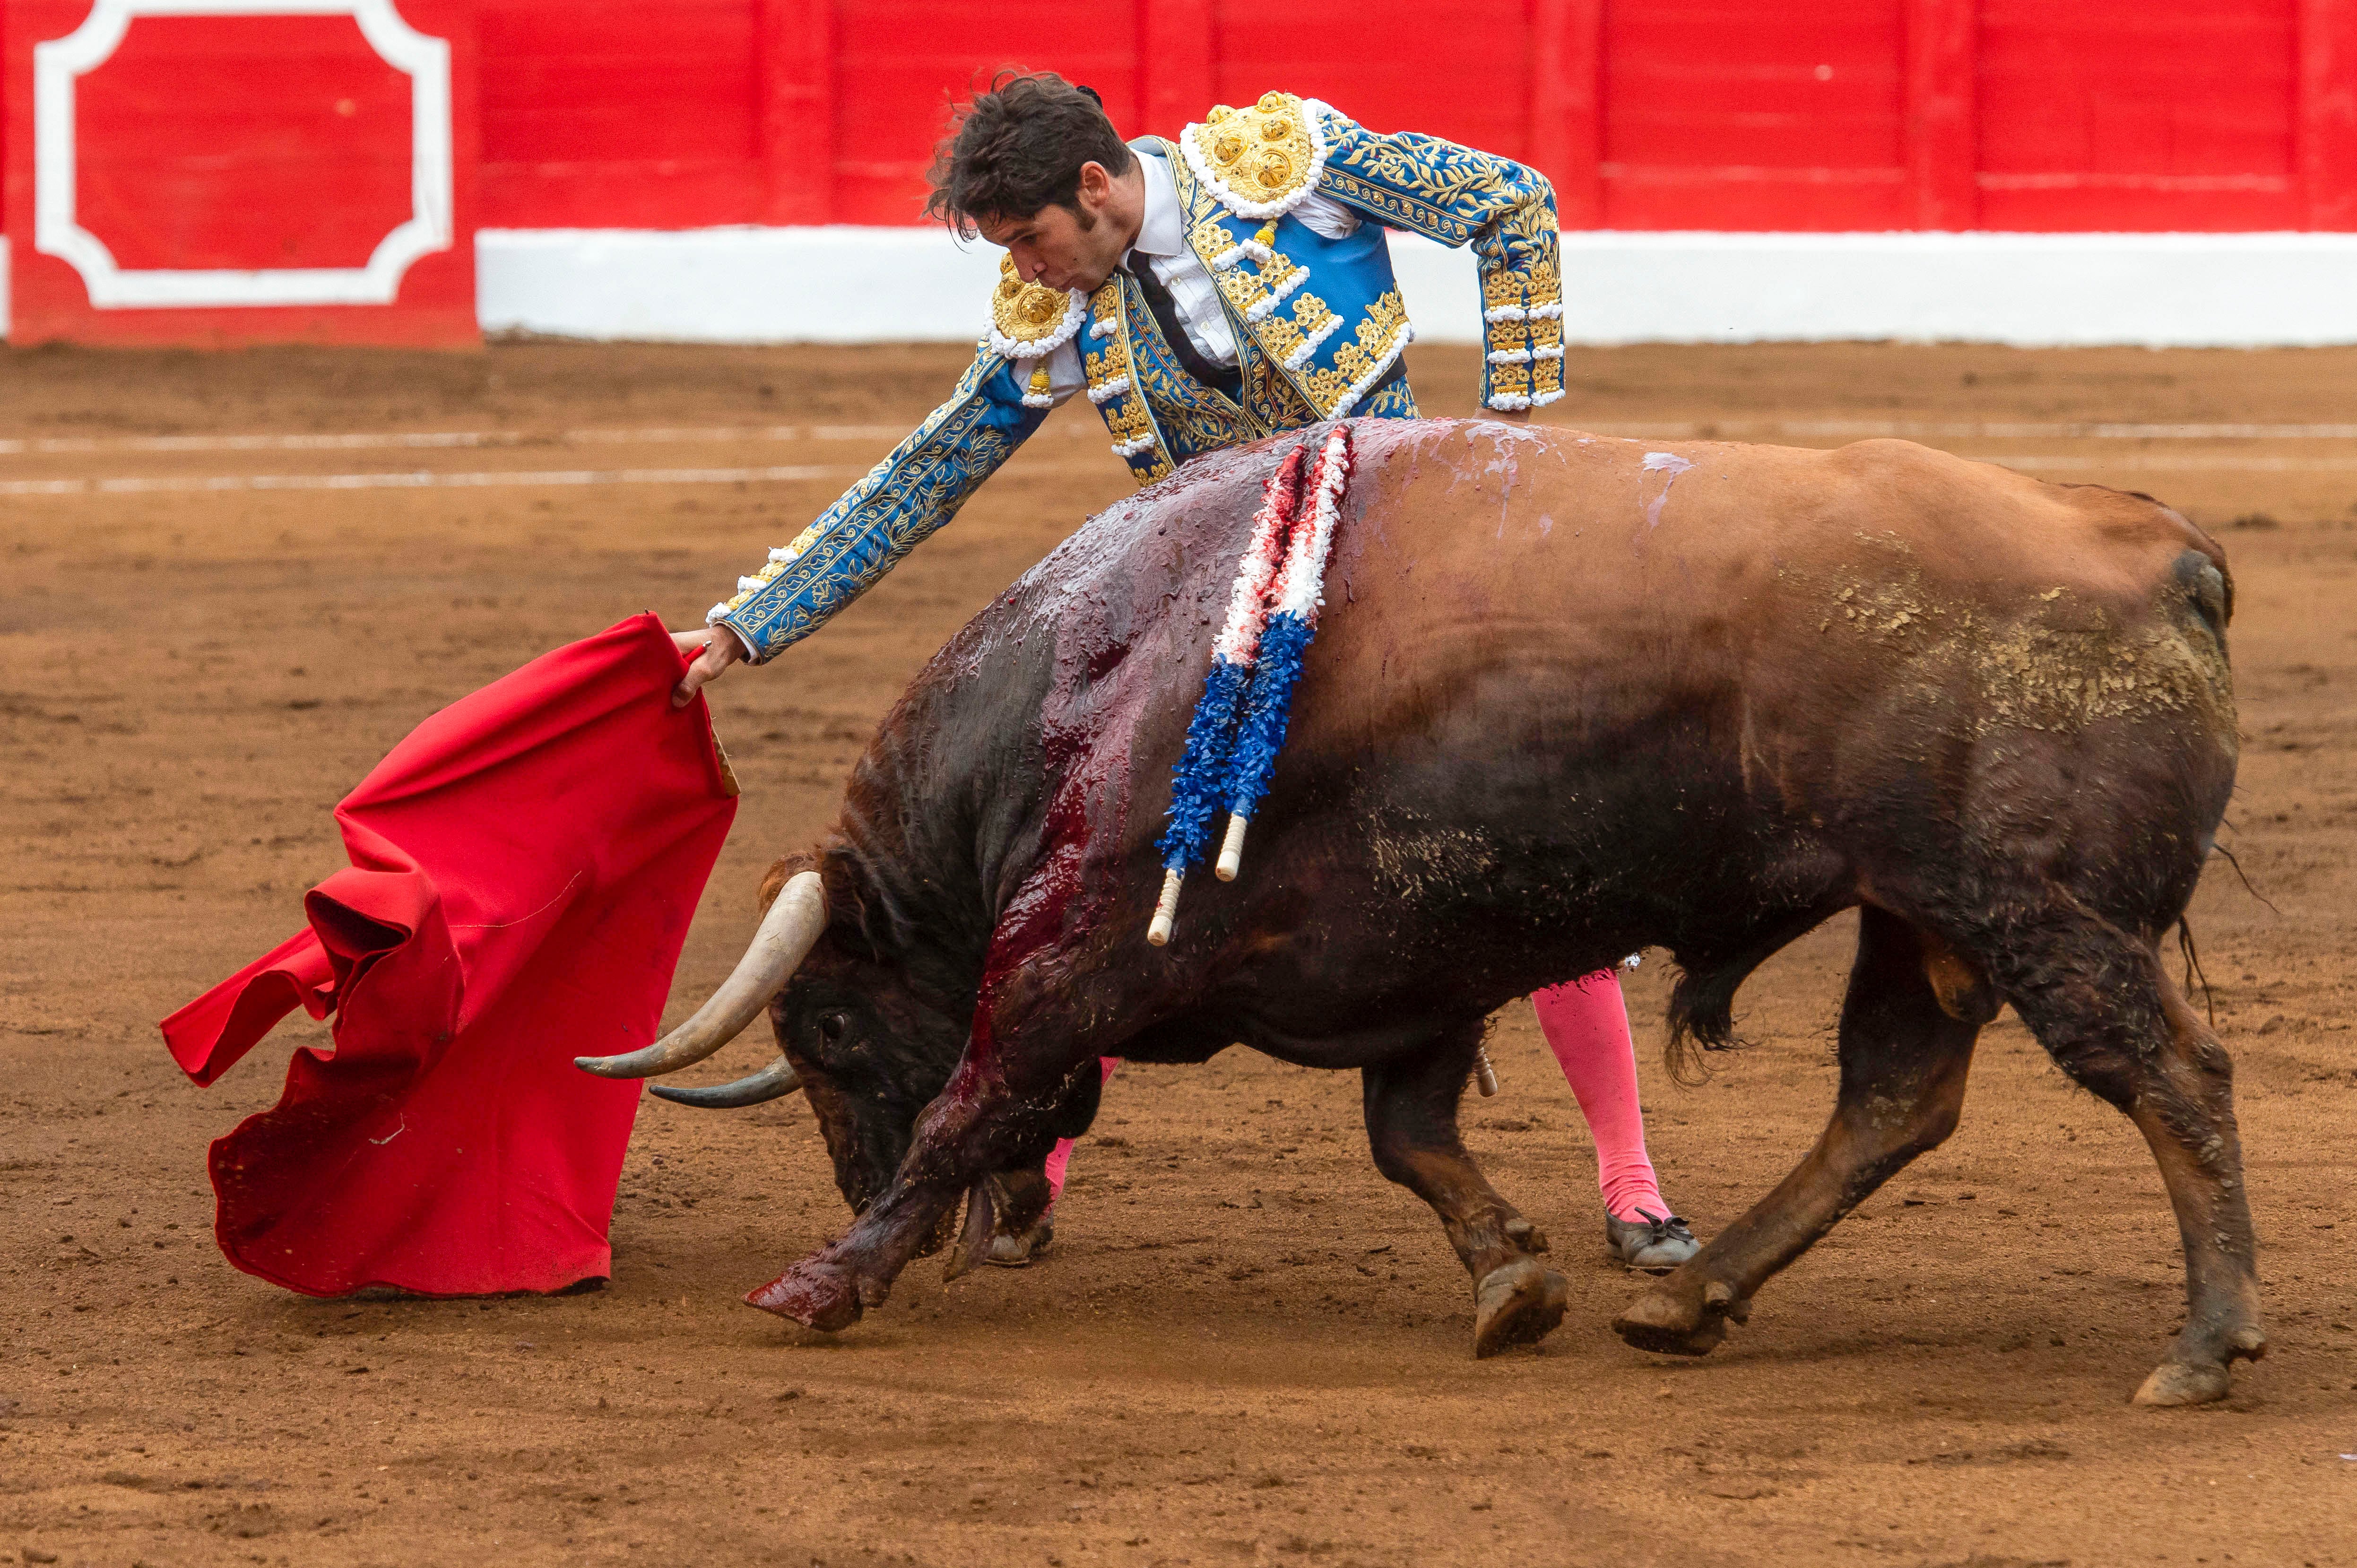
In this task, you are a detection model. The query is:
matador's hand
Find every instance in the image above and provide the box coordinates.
[671,624,746,708]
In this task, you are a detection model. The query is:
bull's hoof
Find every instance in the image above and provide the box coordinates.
[987,1221,1053,1268]
[2132,1323,2266,1407]
[744,1263,864,1332]
[1613,1279,1742,1358]
[1473,1258,1569,1359]
[2132,1360,2234,1407]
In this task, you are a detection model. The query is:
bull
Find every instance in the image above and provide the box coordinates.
[583,418,2256,1405]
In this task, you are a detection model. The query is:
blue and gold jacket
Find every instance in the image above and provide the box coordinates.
[712,92,1563,660]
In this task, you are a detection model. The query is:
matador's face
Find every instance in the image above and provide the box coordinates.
[976,159,1135,295]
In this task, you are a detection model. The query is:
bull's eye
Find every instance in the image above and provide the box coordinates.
[819,1012,849,1046]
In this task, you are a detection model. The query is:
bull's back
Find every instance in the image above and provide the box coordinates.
[968,418,2234,901]
[1300,421,2235,780]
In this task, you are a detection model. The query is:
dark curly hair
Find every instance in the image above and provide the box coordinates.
[923,71,1136,236]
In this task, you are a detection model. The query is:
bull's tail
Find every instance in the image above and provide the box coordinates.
[1660,906,1843,1084]
[1663,959,1750,1085]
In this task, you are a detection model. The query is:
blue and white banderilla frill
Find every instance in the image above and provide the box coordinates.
[1149,425,1354,946]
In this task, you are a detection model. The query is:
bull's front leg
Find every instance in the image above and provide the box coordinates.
[1362,1023,1569,1357]
[746,948,1105,1331]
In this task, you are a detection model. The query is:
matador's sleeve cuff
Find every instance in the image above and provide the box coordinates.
[705,347,1045,662]
[1479,269,1566,413]
[1474,195,1565,413]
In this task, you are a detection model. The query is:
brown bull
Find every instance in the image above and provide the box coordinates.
[584,418,2253,1405]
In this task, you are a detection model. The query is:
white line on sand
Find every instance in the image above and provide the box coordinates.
[0,425,890,456]
[6,418,2357,461]
[1791,420,2357,441]
[0,422,1108,457]
[0,465,872,497]
[5,451,2349,499]
[1976,454,2357,472]
[1579,420,2357,442]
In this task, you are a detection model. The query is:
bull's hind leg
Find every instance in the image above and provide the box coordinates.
[1616,906,1984,1357]
[1362,1025,1569,1357]
[2000,921,2264,1406]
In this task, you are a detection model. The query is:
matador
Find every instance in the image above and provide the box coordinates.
[667,73,1698,1273]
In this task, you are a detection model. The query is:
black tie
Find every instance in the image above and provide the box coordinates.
[1121,260,1244,402]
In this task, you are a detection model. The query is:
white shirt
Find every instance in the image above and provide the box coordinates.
[1040,151,1363,406]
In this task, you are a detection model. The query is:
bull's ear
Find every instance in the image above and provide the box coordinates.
[757,858,795,911]
[820,860,899,963]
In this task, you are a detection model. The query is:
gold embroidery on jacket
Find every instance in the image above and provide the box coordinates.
[1183,92,1324,215]
[1299,290,1412,416]
[1259,292,1343,374]
[1084,277,1185,482]
[990,256,1086,358]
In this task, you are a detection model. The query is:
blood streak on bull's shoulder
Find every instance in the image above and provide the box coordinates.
[966,533,1161,1058]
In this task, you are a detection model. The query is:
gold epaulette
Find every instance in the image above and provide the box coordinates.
[1180,91,1331,220]
[988,255,1086,361]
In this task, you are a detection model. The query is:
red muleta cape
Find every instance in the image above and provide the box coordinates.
[160,614,737,1297]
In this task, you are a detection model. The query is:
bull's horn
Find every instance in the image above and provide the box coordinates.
[649,1054,802,1108]
[574,871,826,1080]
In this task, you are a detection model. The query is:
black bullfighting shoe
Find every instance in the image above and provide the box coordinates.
[1605,1209,1698,1272]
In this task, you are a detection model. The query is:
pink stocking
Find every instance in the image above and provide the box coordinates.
[1530,971,1670,1221]
[1042,1057,1121,1209]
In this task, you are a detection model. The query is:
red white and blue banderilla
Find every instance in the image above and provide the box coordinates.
[1149,426,1354,945]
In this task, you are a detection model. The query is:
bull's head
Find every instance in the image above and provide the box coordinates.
[574,864,970,1214]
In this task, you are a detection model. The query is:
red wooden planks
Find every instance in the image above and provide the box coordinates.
[828,2,1140,225]
[478,0,762,227]
[369,0,2357,233]
[1978,0,2299,230]
[1601,0,1907,230]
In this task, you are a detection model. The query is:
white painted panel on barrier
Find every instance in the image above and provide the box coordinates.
[478,227,2357,348]
[33,0,454,310]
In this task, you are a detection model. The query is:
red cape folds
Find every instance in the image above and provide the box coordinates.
[160,614,738,1297]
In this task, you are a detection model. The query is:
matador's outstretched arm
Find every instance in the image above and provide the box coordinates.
[706,343,1057,663]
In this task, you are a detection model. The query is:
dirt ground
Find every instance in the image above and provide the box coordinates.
[4,338,2355,1568]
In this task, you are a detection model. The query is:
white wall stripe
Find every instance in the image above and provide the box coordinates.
[475,229,2357,348]
[12,230,2357,347]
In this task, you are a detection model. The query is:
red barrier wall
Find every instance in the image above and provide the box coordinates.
[467,0,2357,232]
[6,0,2356,348]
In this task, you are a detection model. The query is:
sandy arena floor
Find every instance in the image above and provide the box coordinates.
[3,340,2355,1567]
